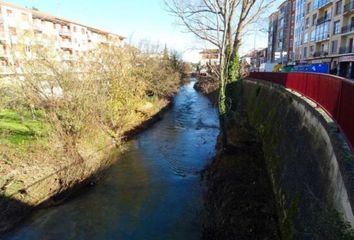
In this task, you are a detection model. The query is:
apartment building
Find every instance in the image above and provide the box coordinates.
[199,49,220,66]
[297,0,354,78]
[267,0,296,64]
[242,48,268,71]
[294,0,306,61]
[0,1,124,74]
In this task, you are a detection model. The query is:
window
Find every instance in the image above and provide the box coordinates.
[349,38,353,52]
[21,13,29,21]
[25,45,31,53]
[331,40,338,53]
[324,10,328,20]
[315,22,330,41]
[304,47,308,57]
[9,27,16,36]
[81,28,85,34]
[335,0,342,15]
[311,30,316,41]
[333,21,341,35]
[6,9,13,17]
[307,2,311,14]
[73,26,77,32]
[312,14,317,26]
[305,17,310,28]
[310,45,314,52]
[304,32,309,43]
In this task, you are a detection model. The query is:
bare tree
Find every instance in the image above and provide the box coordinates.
[166,0,275,145]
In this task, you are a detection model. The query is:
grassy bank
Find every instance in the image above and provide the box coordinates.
[0,44,188,233]
[0,109,48,146]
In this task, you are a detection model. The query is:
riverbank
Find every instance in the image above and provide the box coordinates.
[193,76,218,104]
[193,77,280,239]
[2,79,219,240]
[201,119,280,239]
[0,97,172,234]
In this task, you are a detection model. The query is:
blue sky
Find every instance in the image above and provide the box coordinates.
[8,0,279,62]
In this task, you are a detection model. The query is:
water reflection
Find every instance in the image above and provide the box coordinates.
[2,79,219,240]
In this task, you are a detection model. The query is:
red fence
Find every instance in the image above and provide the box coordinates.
[249,72,354,152]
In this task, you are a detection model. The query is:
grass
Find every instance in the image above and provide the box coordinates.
[0,109,49,146]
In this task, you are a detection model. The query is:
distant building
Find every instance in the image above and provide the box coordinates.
[296,0,354,79]
[242,48,268,72]
[294,0,306,62]
[0,1,124,74]
[199,49,220,66]
[267,0,296,64]
[267,12,279,63]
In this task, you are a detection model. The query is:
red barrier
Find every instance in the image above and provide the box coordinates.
[249,72,354,152]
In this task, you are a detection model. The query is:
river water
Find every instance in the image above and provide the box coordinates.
[3,79,219,240]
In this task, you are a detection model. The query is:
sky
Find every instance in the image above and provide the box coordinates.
[7,0,281,62]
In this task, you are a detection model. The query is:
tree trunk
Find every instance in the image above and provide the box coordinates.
[219,38,228,147]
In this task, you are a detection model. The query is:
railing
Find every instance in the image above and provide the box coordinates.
[60,41,72,49]
[315,33,330,42]
[317,15,331,25]
[339,46,354,54]
[313,51,329,57]
[59,29,72,36]
[344,1,354,13]
[341,24,354,34]
[249,72,354,152]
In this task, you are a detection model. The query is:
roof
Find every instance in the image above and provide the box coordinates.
[199,49,219,54]
[0,0,125,40]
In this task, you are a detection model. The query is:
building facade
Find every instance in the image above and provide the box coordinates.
[199,49,220,66]
[0,1,124,74]
[242,48,268,72]
[296,0,354,78]
[267,0,296,64]
[294,0,306,61]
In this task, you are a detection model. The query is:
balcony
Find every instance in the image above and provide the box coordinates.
[317,15,331,25]
[341,24,354,34]
[343,1,354,14]
[62,54,73,61]
[316,0,332,9]
[60,41,72,49]
[59,29,72,37]
[313,51,329,57]
[33,23,42,32]
[19,21,30,29]
[6,18,16,27]
[34,39,47,46]
[315,33,330,42]
[0,49,7,57]
[0,32,7,40]
[339,46,354,54]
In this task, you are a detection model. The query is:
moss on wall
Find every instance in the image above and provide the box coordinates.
[226,80,354,239]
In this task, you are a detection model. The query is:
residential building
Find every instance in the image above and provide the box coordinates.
[242,48,268,72]
[267,0,296,64]
[296,0,354,79]
[294,0,306,61]
[267,12,279,62]
[199,49,220,66]
[0,1,124,74]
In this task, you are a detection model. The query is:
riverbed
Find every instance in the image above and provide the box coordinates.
[2,79,219,240]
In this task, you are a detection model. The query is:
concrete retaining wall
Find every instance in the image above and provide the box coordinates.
[227,79,354,238]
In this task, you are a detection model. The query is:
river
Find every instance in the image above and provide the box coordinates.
[2,79,219,240]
